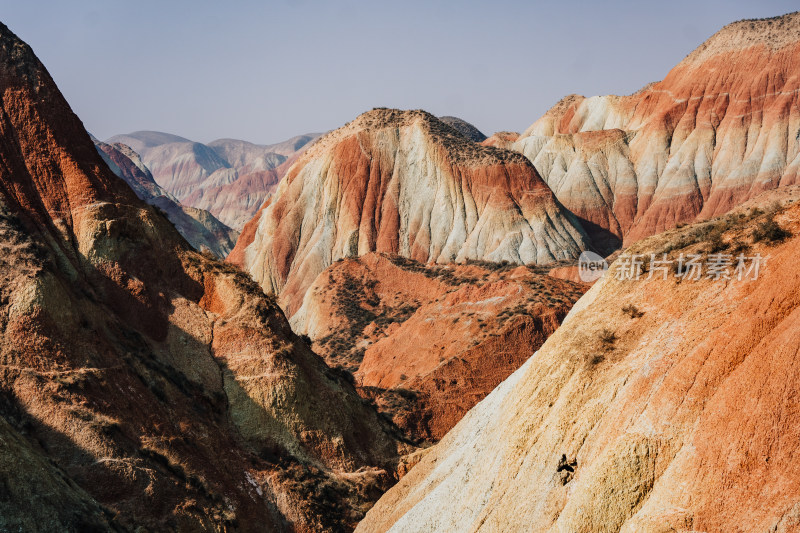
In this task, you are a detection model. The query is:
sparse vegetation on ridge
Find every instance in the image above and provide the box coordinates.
[598,328,618,351]
[622,304,644,318]
[752,213,791,244]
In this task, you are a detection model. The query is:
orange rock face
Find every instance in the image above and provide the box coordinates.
[358,192,800,533]
[0,22,407,531]
[292,253,587,442]
[237,108,589,316]
[511,13,800,252]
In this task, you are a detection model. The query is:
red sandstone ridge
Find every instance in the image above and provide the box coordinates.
[0,22,408,531]
[507,12,800,253]
[94,138,239,257]
[358,193,800,533]
[107,131,321,230]
[291,253,587,443]
[235,108,589,316]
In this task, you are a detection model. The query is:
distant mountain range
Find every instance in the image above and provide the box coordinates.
[107,130,322,230]
[93,137,239,257]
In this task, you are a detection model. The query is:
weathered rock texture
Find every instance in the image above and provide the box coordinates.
[94,139,239,257]
[510,12,800,253]
[291,252,587,443]
[0,21,407,531]
[107,131,321,229]
[236,108,589,316]
[357,197,800,532]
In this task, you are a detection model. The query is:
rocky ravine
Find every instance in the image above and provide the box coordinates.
[291,252,587,443]
[108,131,321,230]
[358,196,800,532]
[0,21,409,532]
[233,108,589,316]
[94,138,239,257]
[509,12,800,253]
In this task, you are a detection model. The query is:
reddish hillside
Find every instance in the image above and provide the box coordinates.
[510,12,800,252]
[292,253,587,442]
[481,131,520,150]
[359,190,800,533]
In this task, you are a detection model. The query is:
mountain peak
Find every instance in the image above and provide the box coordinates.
[235,107,589,316]
[303,108,529,169]
[683,11,800,64]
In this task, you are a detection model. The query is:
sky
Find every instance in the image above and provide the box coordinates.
[1,0,797,145]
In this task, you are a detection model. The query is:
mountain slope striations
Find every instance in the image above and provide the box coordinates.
[0,20,407,531]
[235,108,589,316]
[510,12,800,251]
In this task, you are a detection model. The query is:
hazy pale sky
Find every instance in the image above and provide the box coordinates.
[2,0,797,144]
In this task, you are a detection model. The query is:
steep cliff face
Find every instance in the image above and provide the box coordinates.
[357,196,800,532]
[0,21,406,531]
[291,253,586,443]
[237,108,589,316]
[94,139,239,257]
[511,12,800,252]
[107,131,320,229]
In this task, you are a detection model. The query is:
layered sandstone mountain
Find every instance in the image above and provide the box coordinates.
[107,131,321,229]
[0,21,408,531]
[437,116,487,142]
[235,108,589,316]
[291,253,587,443]
[509,12,800,253]
[94,139,238,257]
[358,197,800,532]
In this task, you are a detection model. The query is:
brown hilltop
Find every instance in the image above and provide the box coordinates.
[0,21,409,531]
[234,107,589,317]
[437,115,487,142]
